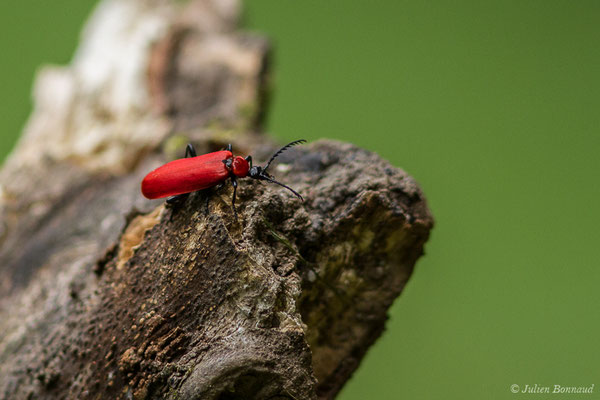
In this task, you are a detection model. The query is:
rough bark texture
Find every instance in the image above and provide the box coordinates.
[0,1,433,399]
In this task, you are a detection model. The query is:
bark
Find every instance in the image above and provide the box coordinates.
[0,0,433,399]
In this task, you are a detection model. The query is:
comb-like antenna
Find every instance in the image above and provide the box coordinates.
[259,175,304,201]
[262,139,306,174]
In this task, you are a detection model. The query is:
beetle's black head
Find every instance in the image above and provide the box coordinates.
[248,139,306,201]
[249,165,263,179]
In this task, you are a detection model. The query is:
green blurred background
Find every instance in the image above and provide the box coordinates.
[1,1,599,399]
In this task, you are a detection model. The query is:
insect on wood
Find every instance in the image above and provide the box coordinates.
[141,140,306,217]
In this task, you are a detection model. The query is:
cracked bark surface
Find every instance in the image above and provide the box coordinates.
[0,0,433,399]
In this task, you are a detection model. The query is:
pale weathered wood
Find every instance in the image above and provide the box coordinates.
[0,1,433,399]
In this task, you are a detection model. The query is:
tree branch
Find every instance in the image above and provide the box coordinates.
[0,1,433,399]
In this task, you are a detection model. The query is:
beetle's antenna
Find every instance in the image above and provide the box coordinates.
[262,139,306,174]
[259,175,304,201]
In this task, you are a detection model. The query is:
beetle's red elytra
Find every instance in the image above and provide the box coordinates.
[141,140,305,216]
[142,150,232,199]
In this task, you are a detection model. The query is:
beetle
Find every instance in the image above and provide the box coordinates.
[141,140,305,216]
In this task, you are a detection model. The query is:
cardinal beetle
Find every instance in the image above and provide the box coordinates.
[141,140,305,216]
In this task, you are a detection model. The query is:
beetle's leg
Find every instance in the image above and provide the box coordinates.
[203,182,227,214]
[230,176,238,220]
[226,143,232,152]
[166,193,189,205]
[245,155,252,167]
[204,193,211,214]
[185,143,197,158]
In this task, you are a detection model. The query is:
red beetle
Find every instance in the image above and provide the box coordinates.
[141,140,305,215]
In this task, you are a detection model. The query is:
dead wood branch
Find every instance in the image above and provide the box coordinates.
[0,1,433,399]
